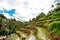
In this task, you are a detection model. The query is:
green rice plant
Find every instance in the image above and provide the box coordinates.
[36,22,44,26]
[48,21,60,36]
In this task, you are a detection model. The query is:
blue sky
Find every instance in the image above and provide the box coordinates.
[0,0,59,21]
[0,9,15,16]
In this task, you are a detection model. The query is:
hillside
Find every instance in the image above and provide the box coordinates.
[0,3,60,40]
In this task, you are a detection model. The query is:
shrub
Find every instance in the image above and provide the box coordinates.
[0,30,8,36]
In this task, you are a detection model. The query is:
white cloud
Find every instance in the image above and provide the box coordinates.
[0,0,55,21]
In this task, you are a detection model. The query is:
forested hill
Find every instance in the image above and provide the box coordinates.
[0,3,60,40]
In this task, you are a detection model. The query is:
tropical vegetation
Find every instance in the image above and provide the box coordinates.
[0,2,60,40]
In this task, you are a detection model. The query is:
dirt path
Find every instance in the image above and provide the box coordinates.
[36,27,52,40]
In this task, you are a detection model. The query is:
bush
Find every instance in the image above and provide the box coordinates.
[48,21,60,36]
[0,30,8,36]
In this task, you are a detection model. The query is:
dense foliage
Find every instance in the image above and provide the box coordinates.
[0,14,28,36]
